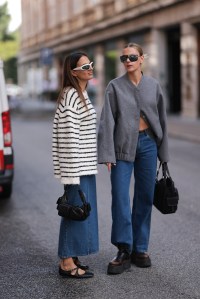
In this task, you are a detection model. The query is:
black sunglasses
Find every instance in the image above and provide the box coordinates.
[120,54,139,63]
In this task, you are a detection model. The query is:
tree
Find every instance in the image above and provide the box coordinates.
[0,2,19,83]
[0,2,13,41]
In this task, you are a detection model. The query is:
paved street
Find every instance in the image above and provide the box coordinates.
[0,111,200,299]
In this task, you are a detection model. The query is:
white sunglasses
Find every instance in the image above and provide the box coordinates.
[73,61,94,71]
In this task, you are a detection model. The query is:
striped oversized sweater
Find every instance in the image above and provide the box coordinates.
[52,87,97,185]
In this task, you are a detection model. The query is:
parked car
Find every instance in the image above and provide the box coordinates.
[0,60,14,198]
[6,83,23,98]
[6,83,24,109]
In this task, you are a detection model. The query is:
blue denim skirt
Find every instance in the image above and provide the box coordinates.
[58,175,99,258]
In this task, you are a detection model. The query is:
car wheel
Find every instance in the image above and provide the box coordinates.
[0,183,12,199]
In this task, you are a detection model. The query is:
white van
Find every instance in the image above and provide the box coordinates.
[0,60,14,198]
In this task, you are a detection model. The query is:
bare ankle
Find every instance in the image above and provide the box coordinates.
[61,257,75,269]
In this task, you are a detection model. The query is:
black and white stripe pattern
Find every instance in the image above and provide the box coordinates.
[52,88,97,184]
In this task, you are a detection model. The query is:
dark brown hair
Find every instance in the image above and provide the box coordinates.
[57,52,88,105]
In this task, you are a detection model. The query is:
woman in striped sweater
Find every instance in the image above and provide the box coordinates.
[52,52,98,279]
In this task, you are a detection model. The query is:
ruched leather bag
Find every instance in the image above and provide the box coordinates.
[56,187,91,221]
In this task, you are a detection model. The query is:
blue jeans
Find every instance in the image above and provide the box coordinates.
[111,132,157,253]
[58,175,99,258]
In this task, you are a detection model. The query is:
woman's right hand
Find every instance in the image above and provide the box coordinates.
[106,163,116,172]
[106,163,112,172]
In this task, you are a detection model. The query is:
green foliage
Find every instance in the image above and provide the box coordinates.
[0,2,19,83]
[0,40,19,60]
[0,2,11,41]
[0,39,19,83]
[4,57,18,83]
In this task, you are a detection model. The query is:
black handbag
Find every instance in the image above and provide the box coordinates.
[153,162,179,214]
[56,186,91,221]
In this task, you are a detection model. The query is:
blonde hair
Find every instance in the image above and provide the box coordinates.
[124,43,143,55]
[124,43,148,59]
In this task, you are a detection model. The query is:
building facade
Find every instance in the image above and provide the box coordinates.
[18,0,200,119]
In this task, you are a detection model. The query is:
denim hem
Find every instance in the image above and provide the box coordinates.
[58,249,99,259]
[133,246,148,253]
[112,242,132,253]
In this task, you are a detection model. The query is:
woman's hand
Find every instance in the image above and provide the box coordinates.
[106,163,116,172]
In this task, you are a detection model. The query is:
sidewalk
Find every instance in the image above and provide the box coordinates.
[167,115,200,144]
[11,98,200,144]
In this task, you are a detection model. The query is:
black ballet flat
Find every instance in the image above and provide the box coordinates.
[59,266,94,279]
[73,257,89,270]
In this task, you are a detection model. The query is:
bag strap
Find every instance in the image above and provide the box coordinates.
[161,162,171,178]
[156,162,162,178]
[78,189,87,204]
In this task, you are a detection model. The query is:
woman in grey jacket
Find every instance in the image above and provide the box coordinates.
[98,43,169,275]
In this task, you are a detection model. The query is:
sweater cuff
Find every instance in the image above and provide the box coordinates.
[60,177,80,185]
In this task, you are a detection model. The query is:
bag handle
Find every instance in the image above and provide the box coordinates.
[162,162,171,178]
[63,185,87,205]
[156,162,171,181]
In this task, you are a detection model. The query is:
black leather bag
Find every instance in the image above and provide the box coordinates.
[153,162,179,214]
[56,187,91,221]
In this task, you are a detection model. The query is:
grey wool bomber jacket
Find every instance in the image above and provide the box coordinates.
[98,73,169,164]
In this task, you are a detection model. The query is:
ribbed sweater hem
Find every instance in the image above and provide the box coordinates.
[55,169,98,185]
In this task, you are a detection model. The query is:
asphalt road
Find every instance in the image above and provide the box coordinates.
[0,112,200,299]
